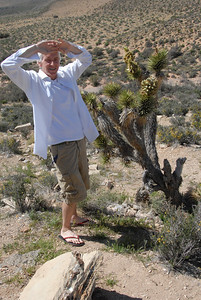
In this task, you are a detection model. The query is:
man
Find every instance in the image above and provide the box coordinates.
[1,39,99,246]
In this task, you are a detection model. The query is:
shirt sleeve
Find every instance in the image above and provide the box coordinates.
[62,43,92,80]
[1,45,39,97]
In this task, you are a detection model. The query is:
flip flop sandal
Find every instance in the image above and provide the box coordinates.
[58,235,85,247]
[71,219,90,227]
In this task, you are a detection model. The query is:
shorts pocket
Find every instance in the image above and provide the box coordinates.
[61,174,78,199]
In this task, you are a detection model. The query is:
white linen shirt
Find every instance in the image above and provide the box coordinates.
[47,79,84,145]
[1,44,99,159]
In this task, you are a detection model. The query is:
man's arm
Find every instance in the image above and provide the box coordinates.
[57,39,83,55]
[20,40,60,58]
[1,40,61,92]
[60,40,92,80]
[20,39,82,59]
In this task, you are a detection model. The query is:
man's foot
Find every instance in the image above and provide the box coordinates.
[59,230,85,246]
[71,215,90,226]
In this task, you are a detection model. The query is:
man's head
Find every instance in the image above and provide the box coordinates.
[38,51,60,80]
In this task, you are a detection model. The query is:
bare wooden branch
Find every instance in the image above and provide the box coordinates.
[101,98,121,126]
[97,112,137,160]
[173,157,187,178]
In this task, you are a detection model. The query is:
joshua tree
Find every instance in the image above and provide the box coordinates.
[84,48,187,207]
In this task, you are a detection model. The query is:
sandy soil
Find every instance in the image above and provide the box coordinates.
[43,0,112,17]
[0,140,200,300]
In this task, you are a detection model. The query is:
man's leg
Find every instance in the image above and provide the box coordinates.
[71,205,89,225]
[51,140,89,244]
[61,201,84,245]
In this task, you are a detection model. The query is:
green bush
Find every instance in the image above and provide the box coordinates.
[92,47,104,57]
[157,125,201,145]
[192,111,201,130]
[1,164,49,213]
[156,203,201,269]
[0,83,28,103]
[1,104,33,131]
[38,171,58,189]
[90,74,100,87]
[0,137,22,154]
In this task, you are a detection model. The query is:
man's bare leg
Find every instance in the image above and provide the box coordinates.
[71,205,89,225]
[61,202,84,244]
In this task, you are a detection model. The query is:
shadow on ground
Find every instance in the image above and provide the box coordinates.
[92,287,142,300]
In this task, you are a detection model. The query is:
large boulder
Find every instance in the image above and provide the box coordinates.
[19,250,101,300]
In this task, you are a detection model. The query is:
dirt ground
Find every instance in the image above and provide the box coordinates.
[0,141,200,300]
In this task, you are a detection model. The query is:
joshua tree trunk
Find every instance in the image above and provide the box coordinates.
[97,104,186,206]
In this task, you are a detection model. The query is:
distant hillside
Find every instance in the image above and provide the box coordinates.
[0,0,200,147]
[0,0,200,83]
[0,0,55,16]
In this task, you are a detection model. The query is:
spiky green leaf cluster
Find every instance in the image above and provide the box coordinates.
[103,82,121,99]
[82,92,97,110]
[137,93,156,116]
[117,89,136,109]
[148,49,168,75]
[94,133,108,149]
[124,49,141,80]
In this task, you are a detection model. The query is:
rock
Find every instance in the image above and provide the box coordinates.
[1,197,16,209]
[15,123,33,131]
[19,157,26,161]
[89,164,100,175]
[106,203,127,216]
[19,251,101,300]
[20,225,30,233]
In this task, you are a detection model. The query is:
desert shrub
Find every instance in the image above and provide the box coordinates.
[40,151,54,170]
[92,47,104,57]
[170,116,186,127]
[157,98,189,117]
[80,65,95,80]
[188,69,198,78]
[140,47,154,59]
[157,125,200,145]
[156,203,201,270]
[0,121,9,132]
[1,165,49,213]
[0,83,28,103]
[168,45,182,59]
[0,32,9,38]
[0,137,22,154]
[145,40,153,48]
[1,104,33,130]
[191,111,201,130]
[150,191,167,217]
[1,174,27,212]
[107,48,120,59]
[80,190,127,213]
[38,171,57,189]
[90,74,100,87]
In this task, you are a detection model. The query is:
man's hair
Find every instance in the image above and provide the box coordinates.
[37,52,61,62]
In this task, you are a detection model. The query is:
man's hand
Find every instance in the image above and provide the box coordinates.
[57,39,82,55]
[36,40,60,54]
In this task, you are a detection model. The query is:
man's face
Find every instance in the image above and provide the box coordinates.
[39,52,60,80]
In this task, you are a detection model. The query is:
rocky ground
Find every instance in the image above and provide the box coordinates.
[0,130,200,299]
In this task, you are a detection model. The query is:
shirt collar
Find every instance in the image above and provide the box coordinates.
[38,69,61,81]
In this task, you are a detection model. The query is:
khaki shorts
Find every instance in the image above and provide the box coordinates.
[50,139,89,204]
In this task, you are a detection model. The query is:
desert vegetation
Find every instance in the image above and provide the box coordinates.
[0,0,201,297]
